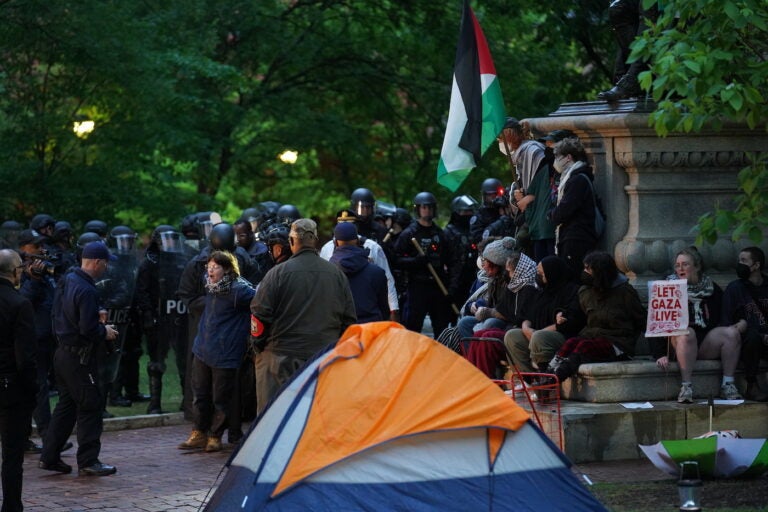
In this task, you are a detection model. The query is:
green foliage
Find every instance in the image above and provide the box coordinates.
[0,0,614,235]
[634,0,768,243]
[695,155,768,245]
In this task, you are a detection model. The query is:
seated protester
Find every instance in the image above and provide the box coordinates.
[504,255,585,373]
[457,237,518,338]
[465,251,539,379]
[548,137,599,277]
[651,247,742,403]
[721,247,768,401]
[547,252,647,382]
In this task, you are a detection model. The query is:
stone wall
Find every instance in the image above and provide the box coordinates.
[525,101,768,298]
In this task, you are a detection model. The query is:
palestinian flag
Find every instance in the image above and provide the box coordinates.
[437,0,506,192]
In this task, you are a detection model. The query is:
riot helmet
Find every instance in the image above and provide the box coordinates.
[110,225,137,254]
[259,201,281,216]
[480,178,505,207]
[195,212,213,240]
[276,204,301,224]
[209,223,236,252]
[264,223,292,264]
[77,232,102,249]
[181,214,199,239]
[242,207,261,232]
[153,225,183,253]
[84,219,108,238]
[53,221,73,242]
[1,220,23,247]
[412,191,437,221]
[350,188,376,221]
[393,208,412,230]
[30,214,56,235]
[451,195,479,215]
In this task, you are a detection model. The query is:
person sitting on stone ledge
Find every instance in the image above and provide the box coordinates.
[720,246,768,402]
[651,246,743,403]
[547,251,646,383]
[504,255,585,374]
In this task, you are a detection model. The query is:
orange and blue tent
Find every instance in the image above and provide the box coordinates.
[205,322,606,511]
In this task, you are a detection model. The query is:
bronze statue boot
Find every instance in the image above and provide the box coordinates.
[597,74,642,102]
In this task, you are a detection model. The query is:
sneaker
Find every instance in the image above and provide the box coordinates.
[677,383,693,404]
[720,382,742,400]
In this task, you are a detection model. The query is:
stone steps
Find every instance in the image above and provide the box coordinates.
[552,399,768,463]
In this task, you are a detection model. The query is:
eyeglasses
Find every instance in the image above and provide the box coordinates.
[206,264,223,272]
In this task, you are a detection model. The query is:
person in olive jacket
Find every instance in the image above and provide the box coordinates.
[548,251,646,382]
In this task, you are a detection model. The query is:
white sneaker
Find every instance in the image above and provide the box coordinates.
[678,383,693,404]
[720,382,742,400]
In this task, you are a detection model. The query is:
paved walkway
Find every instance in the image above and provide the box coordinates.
[16,417,677,512]
[22,423,227,512]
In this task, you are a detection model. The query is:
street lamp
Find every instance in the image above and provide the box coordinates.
[278,150,298,164]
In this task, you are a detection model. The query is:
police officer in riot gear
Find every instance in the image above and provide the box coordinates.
[469,178,505,243]
[394,192,456,337]
[350,188,388,243]
[106,226,149,406]
[135,225,188,414]
[0,220,23,248]
[264,223,292,265]
[445,195,480,308]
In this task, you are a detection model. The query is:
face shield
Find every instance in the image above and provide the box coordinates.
[199,220,213,241]
[113,234,136,254]
[353,201,375,221]
[159,231,184,253]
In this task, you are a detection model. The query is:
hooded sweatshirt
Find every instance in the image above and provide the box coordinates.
[330,245,389,323]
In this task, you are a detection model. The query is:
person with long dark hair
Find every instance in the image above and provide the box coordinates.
[547,252,646,382]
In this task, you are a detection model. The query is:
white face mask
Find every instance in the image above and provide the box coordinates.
[553,155,569,174]
[498,140,510,156]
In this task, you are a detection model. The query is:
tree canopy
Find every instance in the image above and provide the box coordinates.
[0,0,613,234]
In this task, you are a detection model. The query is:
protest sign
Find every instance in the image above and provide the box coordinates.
[645,279,689,337]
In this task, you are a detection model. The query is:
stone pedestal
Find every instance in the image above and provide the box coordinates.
[526,101,768,295]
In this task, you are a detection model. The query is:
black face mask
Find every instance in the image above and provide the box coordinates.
[736,263,752,280]
[535,275,546,288]
[580,271,594,286]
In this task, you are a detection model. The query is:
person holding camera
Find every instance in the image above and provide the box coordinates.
[17,230,57,454]
[39,242,120,477]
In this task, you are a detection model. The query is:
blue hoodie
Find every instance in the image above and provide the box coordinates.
[330,245,389,323]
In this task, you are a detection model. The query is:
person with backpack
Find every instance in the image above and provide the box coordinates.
[548,137,603,277]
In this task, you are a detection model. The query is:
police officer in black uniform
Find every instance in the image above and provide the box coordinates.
[233,217,271,285]
[444,195,480,308]
[39,241,118,477]
[469,178,505,244]
[394,192,455,337]
[350,188,389,243]
[0,249,38,510]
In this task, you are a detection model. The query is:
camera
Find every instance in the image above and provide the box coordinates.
[23,252,56,277]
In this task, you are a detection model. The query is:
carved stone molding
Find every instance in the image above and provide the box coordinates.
[615,151,756,170]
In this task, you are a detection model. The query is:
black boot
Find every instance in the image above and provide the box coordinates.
[147,375,163,414]
[597,73,642,101]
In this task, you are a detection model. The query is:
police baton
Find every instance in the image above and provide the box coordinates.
[410,238,460,315]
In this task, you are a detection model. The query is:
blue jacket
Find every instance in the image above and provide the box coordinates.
[53,268,106,347]
[192,276,255,368]
[330,245,389,323]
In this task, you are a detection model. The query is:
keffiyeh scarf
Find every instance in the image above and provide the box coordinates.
[666,272,714,329]
[508,252,537,292]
